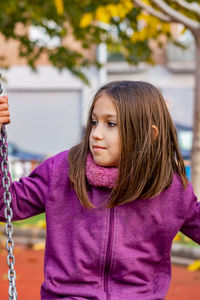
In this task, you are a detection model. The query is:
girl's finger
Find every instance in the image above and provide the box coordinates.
[0,96,8,104]
[0,110,10,117]
[0,117,10,125]
[0,103,9,110]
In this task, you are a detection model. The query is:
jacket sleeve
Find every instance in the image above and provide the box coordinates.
[0,153,53,222]
[180,183,200,245]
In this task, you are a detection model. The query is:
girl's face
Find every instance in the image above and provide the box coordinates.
[89,94,121,167]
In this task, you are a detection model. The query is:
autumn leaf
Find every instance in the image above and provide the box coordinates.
[188,260,200,272]
[54,0,64,15]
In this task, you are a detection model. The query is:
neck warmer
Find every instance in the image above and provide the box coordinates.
[86,152,118,189]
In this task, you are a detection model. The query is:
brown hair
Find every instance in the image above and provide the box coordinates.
[68,81,188,208]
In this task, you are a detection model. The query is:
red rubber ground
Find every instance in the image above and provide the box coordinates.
[0,245,200,299]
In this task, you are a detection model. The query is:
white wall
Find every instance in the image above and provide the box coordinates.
[7,89,82,155]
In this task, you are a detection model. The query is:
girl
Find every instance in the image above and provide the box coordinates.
[0,81,200,300]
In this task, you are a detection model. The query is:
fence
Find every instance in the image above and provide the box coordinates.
[8,157,42,180]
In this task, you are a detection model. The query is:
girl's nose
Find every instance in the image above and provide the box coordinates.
[92,124,104,140]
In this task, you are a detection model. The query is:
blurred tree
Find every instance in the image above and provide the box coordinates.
[0,0,172,84]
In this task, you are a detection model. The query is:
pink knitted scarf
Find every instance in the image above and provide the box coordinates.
[86,152,118,189]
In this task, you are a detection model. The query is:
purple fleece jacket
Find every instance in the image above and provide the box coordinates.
[0,149,200,300]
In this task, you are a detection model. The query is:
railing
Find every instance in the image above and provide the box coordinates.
[8,158,42,181]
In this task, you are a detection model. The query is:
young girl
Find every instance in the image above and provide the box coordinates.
[0,81,200,300]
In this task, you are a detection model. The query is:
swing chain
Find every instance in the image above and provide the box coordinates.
[1,124,18,300]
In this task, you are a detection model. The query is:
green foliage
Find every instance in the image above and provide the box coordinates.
[0,0,101,83]
[0,0,198,83]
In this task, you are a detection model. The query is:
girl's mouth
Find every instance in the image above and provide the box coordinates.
[93,145,105,149]
[93,145,106,151]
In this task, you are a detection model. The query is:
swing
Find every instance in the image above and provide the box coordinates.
[0,77,18,299]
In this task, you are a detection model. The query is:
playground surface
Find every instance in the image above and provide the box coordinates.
[0,245,200,299]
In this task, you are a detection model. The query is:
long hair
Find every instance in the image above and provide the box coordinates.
[68,81,188,209]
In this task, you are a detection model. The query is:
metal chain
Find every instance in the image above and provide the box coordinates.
[1,124,18,300]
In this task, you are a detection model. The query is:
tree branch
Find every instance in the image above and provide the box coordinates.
[134,0,172,22]
[151,0,200,31]
[171,0,200,17]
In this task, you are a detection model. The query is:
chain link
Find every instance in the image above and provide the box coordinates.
[1,124,18,300]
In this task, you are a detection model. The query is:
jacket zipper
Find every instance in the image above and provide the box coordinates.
[104,207,115,300]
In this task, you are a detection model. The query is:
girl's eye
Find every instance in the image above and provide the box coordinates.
[108,121,117,127]
[91,120,98,126]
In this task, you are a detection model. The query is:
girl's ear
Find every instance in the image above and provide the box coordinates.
[152,125,158,140]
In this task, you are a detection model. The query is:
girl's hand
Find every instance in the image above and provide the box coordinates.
[0,96,10,132]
